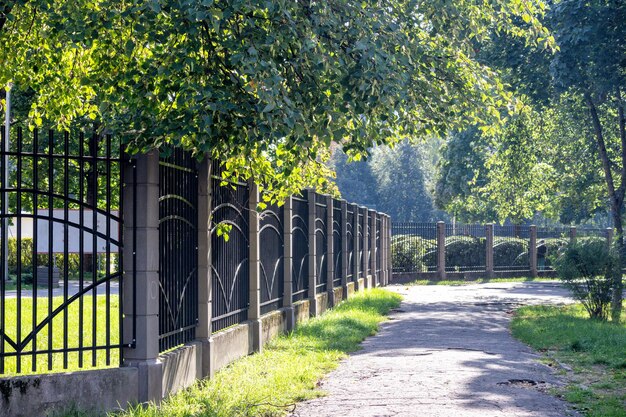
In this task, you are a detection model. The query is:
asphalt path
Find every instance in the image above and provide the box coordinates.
[291,281,580,417]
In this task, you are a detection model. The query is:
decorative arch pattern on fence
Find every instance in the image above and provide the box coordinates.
[259,203,284,315]
[346,206,355,282]
[332,199,342,288]
[158,149,199,352]
[210,161,250,333]
[291,195,309,302]
[0,127,129,375]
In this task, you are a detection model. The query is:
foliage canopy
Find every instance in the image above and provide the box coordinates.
[1,0,551,200]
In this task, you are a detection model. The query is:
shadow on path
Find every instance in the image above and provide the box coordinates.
[291,282,579,417]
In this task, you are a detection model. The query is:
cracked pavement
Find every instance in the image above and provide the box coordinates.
[290,281,580,417]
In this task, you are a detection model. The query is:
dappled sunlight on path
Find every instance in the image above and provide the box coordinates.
[291,282,579,417]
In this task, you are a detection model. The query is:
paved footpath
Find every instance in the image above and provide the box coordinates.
[291,282,580,417]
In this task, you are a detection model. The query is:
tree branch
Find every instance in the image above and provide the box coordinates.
[0,2,13,32]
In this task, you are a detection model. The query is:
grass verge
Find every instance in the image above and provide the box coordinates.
[511,304,626,416]
[408,276,554,286]
[62,288,401,417]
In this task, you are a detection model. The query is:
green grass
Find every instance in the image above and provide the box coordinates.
[2,295,120,375]
[512,304,626,416]
[62,288,401,417]
[407,276,554,286]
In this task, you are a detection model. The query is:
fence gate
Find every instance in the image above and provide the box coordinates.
[0,127,127,375]
[158,149,198,352]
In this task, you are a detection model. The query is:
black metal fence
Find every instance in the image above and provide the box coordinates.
[158,149,198,352]
[291,196,309,302]
[445,223,486,273]
[210,161,250,333]
[332,200,342,288]
[0,126,131,375]
[0,129,389,375]
[259,202,284,315]
[391,223,437,273]
[315,194,328,294]
[493,225,531,272]
[392,221,611,277]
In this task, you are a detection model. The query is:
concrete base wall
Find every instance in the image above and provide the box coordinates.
[392,270,559,284]
[210,321,253,373]
[262,309,288,345]
[160,342,202,397]
[333,286,344,304]
[358,278,365,290]
[316,292,329,315]
[294,299,310,324]
[0,368,138,417]
[346,281,356,298]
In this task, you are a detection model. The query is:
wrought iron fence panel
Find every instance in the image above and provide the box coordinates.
[357,209,364,278]
[390,223,439,273]
[259,203,284,315]
[210,161,249,333]
[332,200,342,288]
[493,225,531,271]
[0,126,128,375]
[314,194,327,293]
[366,210,372,277]
[576,228,607,239]
[535,226,569,271]
[291,195,309,302]
[158,149,198,352]
[444,223,486,273]
[346,207,355,282]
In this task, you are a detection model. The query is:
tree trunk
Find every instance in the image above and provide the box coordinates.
[586,92,624,323]
[613,89,626,323]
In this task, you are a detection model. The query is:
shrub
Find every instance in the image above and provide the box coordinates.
[552,237,618,320]
[444,236,485,270]
[493,238,528,268]
[391,235,435,272]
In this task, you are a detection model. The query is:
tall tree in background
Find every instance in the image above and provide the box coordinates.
[330,140,441,222]
[434,0,626,321]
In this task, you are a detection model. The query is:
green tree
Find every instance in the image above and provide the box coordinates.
[370,140,438,222]
[1,0,552,202]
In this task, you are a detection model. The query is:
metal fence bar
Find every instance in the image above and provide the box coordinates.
[0,127,125,375]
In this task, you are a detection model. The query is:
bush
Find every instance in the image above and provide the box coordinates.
[444,236,485,270]
[391,235,436,272]
[552,238,618,320]
[493,238,528,268]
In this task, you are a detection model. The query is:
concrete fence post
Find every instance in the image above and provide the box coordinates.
[362,207,369,287]
[352,203,360,291]
[340,200,349,296]
[248,182,262,352]
[607,227,614,250]
[282,196,295,330]
[383,214,389,286]
[308,189,318,316]
[485,223,494,278]
[530,225,538,278]
[569,226,577,244]
[326,195,335,307]
[370,209,377,287]
[387,216,393,284]
[436,221,446,280]
[196,158,213,377]
[122,151,163,404]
